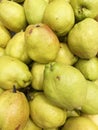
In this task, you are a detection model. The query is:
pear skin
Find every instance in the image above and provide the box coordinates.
[43,62,87,110]
[55,43,78,65]
[0,1,27,32]
[25,23,60,63]
[81,80,98,114]
[0,89,29,130]
[0,56,32,89]
[24,0,48,24]
[5,31,31,64]
[31,62,45,90]
[43,0,75,36]
[0,24,11,48]
[23,117,42,130]
[61,116,97,130]
[29,92,67,128]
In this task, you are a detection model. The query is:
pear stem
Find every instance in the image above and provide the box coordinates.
[13,85,17,93]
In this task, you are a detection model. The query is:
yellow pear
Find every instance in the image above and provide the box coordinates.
[0,88,29,130]
[29,92,67,129]
[0,1,27,32]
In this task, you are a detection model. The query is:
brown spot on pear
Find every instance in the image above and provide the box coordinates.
[25,23,60,63]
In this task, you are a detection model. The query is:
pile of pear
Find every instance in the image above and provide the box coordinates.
[1,0,98,130]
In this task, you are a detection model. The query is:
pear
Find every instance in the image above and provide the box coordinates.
[31,62,45,90]
[29,92,67,129]
[0,24,11,48]
[70,0,98,21]
[66,110,80,118]
[25,23,60,63]
[68,18,98,59]
[0,88,29,130]
[75,57,98,81]
[83,114,98,127]
[43,0,75,36]
[0,55,32,90]
[43,62,87,110]
[24,0,48,24]
[23,117,42,130]
[93,79,98,87]
[5,31,31,64]
[0,47,5,56]
[61,116,97,130]
[0,1,27,32]
[55,43,78,65]
[81,80,98,114]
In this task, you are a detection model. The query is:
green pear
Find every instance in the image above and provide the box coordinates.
[31,62,45,90]
[0,24,11,48]
[24,0,48,24]
[23,117,42,130]
[0,88,29,130]
[75,57,98,81]
[0,55,32,90]
[70,0,98,21]
[0,1,27,32]
[55,43,78,65]
[43,0,75,36]
[43,62,87,110]
[81,80,98,114]
[68,18,98,59]
[29,92,67,129]
[5,31,31,64]
[25,23,60,63]
[61,116,97,130]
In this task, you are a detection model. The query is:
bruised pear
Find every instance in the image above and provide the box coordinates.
[25,23,60,63]
[0,88,29,130]
[0,56,32,90]
[0,1,27,32]
[43,62,87,110]
[5,31,31,64]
